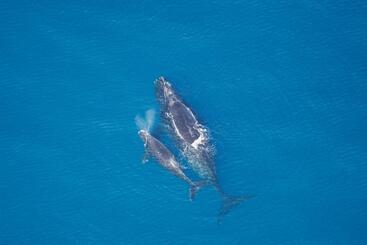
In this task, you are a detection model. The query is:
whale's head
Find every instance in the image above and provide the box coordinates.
[154,76,175,104]
[138,130,149,145]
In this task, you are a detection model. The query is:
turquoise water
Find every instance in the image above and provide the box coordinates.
[1,1,366,244]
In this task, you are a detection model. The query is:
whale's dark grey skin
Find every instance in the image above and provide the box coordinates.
[155,77,216,182]
[138,129,204,200]
[155,77,252,220]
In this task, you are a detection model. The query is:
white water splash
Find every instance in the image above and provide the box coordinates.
[145,109,156,131]
[135,109,156,132]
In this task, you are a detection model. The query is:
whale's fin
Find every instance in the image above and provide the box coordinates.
[217,194,255,224]
[189,180,208,201]
[142,150,150,164]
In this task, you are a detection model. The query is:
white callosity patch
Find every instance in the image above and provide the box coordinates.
[164,83,174,98]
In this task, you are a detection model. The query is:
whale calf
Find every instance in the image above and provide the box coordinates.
[155,77,253,220]
[137,113,206,200]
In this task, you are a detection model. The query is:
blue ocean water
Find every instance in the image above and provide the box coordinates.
[1,0,366,244]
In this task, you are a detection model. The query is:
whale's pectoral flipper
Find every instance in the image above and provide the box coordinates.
[189,180,208,201]
[142,150,151,164]
[217,194,255,224]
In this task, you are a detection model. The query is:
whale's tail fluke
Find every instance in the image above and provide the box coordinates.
[217,194,255,223]
[135,109,156,132]
[189,180,208,201]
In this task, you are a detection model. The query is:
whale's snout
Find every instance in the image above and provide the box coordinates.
[154,76,173,102]
[138,130,148,140]
[154,76,166,87]
[138,130,150,147]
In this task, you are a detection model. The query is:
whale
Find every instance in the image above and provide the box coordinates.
[138,128,206,201]
[154,77,253,220]
[155,78,215,181]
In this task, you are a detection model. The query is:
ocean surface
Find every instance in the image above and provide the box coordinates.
[1,1,366,244]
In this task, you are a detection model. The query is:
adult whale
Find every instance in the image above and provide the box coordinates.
[136,110,205,201]
[154,77,252,220]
